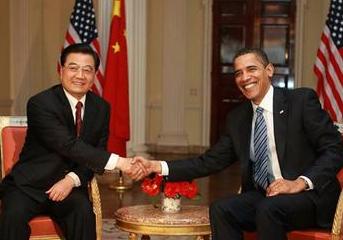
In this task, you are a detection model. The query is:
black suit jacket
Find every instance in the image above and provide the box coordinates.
[167,87,343,226]
[2,84,111,202]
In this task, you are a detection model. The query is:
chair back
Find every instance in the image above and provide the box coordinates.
[1,126,27,177]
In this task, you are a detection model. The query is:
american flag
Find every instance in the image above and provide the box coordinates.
[63,0,104,96]
[314,0,343,122]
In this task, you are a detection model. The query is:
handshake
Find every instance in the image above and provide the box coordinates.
[116,156,161,181]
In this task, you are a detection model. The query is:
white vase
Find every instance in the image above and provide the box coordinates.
[161,194,181,213]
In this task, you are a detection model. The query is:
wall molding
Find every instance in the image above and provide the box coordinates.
[201,0,212,147]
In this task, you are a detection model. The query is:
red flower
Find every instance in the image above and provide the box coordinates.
[141,175,163,196]
[141,174,198,199]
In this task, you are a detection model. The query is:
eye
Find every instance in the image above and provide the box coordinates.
[83,67,94,74]
[67,65,79,72]
[234,71,242,79]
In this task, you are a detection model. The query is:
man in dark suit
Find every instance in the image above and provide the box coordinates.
[0,43,144,240]
[135,48,343,239]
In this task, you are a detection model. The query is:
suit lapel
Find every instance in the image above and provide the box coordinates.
[55,85,75,134]
[82,92,99,138]
[273,88,288,165]
[239,102,253,164]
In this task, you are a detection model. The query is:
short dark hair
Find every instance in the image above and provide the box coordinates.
[232,48,270,67]
[60,43,100,71]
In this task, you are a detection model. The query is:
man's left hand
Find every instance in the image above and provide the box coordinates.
[266,178,307,197]
[46,176,75,201]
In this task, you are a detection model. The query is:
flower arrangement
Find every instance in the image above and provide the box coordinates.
[141,174,198,199]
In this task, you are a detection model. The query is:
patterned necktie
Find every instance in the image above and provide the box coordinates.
[253,107,269,189]
[75,101,83,137]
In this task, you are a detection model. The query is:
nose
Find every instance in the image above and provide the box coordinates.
[76,68,85,78]
[241,70,250,81]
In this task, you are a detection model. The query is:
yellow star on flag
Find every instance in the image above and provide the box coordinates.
[112,42,120,53]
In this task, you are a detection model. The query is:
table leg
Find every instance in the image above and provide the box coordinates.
[141,235,151,240]
[128,232,138,240]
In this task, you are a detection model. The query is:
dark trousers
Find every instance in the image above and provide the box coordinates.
[0,185,95,240]
[209,190,318,240]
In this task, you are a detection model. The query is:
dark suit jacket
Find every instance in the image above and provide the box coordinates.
[167,87,343,227]
[2,84,111,202]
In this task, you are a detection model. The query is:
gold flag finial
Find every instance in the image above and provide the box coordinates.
[113,0,121,17]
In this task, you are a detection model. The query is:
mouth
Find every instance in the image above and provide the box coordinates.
[242,82,257,90]
[72,81,85,86]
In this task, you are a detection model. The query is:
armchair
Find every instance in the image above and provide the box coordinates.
[0,116,103,240]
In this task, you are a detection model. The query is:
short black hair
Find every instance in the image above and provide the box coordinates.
[60,43,100,71]
[232,48,270,67]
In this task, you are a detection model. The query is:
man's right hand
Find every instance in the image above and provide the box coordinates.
[116,157,148,181]
[131,156,162,180]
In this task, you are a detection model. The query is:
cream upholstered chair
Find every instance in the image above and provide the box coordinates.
[0,116,103,240]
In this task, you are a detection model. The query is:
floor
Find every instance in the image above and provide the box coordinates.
[97,153,242,219]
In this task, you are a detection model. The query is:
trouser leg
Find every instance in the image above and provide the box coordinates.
[209,191,264,240]
[49,189,96,240]
[0,186,44,240]
[256,192,316,240]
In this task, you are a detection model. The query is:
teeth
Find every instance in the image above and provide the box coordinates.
[244,83,255,89]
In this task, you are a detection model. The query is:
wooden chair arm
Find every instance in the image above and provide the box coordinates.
[331,190,343,239]
[89,177,102,240]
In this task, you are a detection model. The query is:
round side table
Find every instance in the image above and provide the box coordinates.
[114,205,211,240]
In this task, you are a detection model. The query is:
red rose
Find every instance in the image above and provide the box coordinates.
[141,175,163,196]
[141,175,198,199]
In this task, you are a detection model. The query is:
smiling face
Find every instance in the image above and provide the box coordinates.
[233,53,274,105]
[60,53,96,100]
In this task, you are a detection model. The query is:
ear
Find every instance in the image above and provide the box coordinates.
[58,63,63,78]
[265,63,274,78]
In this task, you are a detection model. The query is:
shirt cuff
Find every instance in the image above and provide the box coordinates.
[299,176,314,190]
[160,161,169,176]
[104,153,119,170]
[66,172,81,187]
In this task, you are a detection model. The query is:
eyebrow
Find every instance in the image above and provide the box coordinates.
[65,62,94,68]
[234,64,261,74]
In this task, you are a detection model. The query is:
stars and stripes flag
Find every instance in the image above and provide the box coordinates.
[314,0,343,122]
[62,0,104,96]
[102,0,130,156]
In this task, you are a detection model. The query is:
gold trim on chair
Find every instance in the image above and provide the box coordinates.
[332,190,343,239]
[90,176,103,240]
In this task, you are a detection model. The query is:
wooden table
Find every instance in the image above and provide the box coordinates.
[114,205,211,240]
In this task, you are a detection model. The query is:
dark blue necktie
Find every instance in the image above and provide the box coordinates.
[253,107,269,189]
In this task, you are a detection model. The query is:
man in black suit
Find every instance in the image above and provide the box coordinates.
[135,48,343,239]
[0,43,144,240]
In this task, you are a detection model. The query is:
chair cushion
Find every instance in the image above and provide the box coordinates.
[29,216,61,236]
[244,230,331,240]
[288,230,331,240]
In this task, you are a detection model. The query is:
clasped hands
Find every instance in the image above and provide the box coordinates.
[116,156,160,181]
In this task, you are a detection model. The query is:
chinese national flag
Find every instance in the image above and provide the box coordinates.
[103,0,130,156]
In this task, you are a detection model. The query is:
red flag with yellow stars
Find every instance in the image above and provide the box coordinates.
[103,0,130,156]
